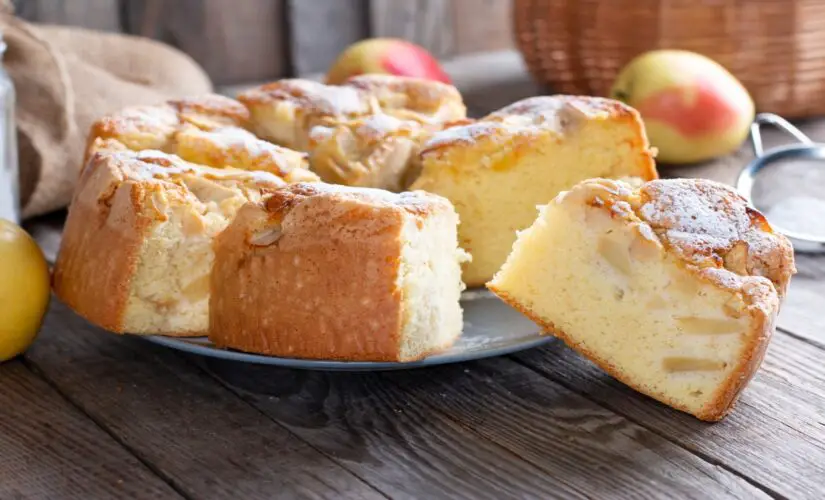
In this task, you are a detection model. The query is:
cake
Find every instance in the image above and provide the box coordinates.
[85,94,250,158]
[410,95,658,287]
[53,148,287,336]
[237,75,467,190]
[307,113,428,191]
[209,182,470,362]
[85,95,320,183]
[488,178,796,421]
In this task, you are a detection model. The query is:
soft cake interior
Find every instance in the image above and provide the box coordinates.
[124,173,267,335]
[414,118,651,287]
[490,198,754,417]
[397,208,468,360]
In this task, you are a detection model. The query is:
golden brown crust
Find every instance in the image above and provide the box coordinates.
[209,183,452,361]
[54,153,163,332]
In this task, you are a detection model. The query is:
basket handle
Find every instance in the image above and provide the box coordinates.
[750,113,813,158]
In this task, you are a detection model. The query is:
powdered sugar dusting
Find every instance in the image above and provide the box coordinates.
[422,122,506,151]
[264,80,368,116]
[356,113,408,136]
[638,179,790,287]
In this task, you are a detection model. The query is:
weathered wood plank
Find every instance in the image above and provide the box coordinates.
[123,0,288,85]
[25,300,384,500]
[205,360,565,499]
[206,356,769,499]
[513,332,825,499]
[369,0,454,59]
[385,358,769,499]
[288,0,369,76]
[13,0,122,32]
[0,360,180,499]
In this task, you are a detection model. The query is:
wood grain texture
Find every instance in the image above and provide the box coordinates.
[206,357,769,499]
[25,300,384,500]
[369,0,454,59]
[513,332,825,499]
[205,360,564,499]
[123,0,288,84]
[288,0,369,76]
[0,360,180,499]
[13,0,122,32]
[383,358,769,500]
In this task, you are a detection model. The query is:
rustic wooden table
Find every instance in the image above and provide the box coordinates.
[3,57,825,499]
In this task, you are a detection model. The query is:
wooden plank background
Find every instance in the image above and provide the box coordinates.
[12,0,514,84]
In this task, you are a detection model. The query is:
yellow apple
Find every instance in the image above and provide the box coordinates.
[326,38,451,85]
[0,219,50,362]
[610,50,755,164]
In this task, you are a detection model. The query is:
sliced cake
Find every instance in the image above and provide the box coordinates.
[85,94,250,159]
[411,95,658,287]
[85,95,320,183]
[237,75,467,191]
[488,178,796,421]
[53,148,287,336]
[209,183,470,362]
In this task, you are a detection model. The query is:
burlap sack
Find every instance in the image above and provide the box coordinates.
[0,12,213,219]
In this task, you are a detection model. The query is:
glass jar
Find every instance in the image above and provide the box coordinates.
[0,32,17,223]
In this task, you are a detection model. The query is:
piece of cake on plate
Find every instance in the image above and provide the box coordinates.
[411,95,658,287]
[209,182,470,362]
[488,178,795,421]
[237,75,467,191]
[53,148,287,336]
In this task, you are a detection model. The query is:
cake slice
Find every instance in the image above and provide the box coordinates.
[53,148,286,336]
[85,95,320,183]
[174,124,319,183]
[488,178,796,421]
[209,183,470,362]
[411,95,658,287]
[237,75,467,190]
[85,94,250,159]
[307,113,427,191]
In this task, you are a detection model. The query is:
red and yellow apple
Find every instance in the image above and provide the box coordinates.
[610,50,754,164]
[326,38,451,85]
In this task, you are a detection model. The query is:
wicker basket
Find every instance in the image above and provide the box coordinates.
[513,0,825,118]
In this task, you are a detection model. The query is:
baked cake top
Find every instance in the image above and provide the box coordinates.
[238,75,466,125]
[420,95,645,157]
[560,178,795,300]
[262,182,452,220]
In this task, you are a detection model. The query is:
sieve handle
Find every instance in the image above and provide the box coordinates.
[750,113,813,158]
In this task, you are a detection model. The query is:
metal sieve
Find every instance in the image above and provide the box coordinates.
[737,113,825,253]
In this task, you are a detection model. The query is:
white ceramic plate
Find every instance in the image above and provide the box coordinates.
[143,289,549,371]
